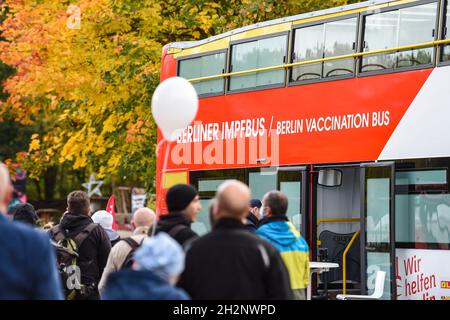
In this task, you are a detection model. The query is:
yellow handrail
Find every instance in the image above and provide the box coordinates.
[342,230,361,295]
[187,38,450,83]
[317,218,360,225]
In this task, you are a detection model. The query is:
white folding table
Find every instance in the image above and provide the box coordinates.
[307,261,339,300]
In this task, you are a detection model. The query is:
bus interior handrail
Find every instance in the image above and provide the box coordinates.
[342,230,361,295]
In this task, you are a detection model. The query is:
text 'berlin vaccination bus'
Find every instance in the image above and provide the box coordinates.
[156,0,450,300]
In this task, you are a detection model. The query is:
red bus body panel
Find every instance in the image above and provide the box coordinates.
[155,51,435,212]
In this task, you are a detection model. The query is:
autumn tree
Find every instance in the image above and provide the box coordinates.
[1,1,163,194]
[0,0,359,199]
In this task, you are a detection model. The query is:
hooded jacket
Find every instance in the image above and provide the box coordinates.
[257,215,310,290]
[102,268,189,300]
[155,211,198,246]
[49,212,111,298]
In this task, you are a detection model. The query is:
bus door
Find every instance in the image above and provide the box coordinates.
[360,162,396,299]
[276,166,308,235]
[314,165,362,294]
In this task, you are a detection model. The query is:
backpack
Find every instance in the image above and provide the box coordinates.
[121,237,144,269]
[168,224,187,239]
[50,224,98,300]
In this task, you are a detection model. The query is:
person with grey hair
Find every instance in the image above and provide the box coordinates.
[102,232,189,300]
[178,180,292,300]
[98,207,156,294]
[0,162,63,299]
[48,190,111,300]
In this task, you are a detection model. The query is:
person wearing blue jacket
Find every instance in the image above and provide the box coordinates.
[256,190,310,300]
[102,232,189,300]
[0,162,63,300]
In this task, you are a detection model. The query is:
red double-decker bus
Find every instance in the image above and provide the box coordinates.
[157,0,450,300]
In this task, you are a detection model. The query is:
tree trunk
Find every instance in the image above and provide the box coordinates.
[44,166,58,200]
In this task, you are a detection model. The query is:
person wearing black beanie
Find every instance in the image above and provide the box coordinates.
[154,184,202,247]
[166,184,199,213]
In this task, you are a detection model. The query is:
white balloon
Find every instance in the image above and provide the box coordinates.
[151,77,199,141]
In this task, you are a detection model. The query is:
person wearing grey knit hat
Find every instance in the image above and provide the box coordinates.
[133,232,185,282]
[101,232,189,300]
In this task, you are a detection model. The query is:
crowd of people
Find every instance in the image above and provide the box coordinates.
[0,161,310,300]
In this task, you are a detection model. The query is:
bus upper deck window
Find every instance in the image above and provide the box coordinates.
[361,2,438,72]
[442,0,450,62]
[291,24,323,81]
[178,52,226,96]
[290,17,357,82]
[229,35,287,91]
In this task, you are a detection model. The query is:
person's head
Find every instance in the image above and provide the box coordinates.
[67,190,91,215]
[165,184,201,222]
[91,210,114,230]
[13,203,39,227]
[249,198,262,220]
[133,232,185,284]
[208,198,218,228]
[261,191,288,218]
[0,162,13,214]
[131,207,156,230]
[216,180,251,221]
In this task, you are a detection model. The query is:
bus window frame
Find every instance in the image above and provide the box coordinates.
[176,49,228,98]
[190,169,247,198]
[226,31,290,95]
[438,0,450,66]
[394,162,450,250]
[395,167,449,194]
[358,0,440,78]
[288,13,360,87]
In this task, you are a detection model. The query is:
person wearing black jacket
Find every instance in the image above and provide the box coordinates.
[49,191,111,300]
[178,180,293,300]
[244,198,262,232]
[154,184,201,246]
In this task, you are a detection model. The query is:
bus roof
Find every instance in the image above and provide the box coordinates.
[167,0,406,51]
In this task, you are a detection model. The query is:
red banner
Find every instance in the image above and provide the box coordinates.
[106,195,118,231]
